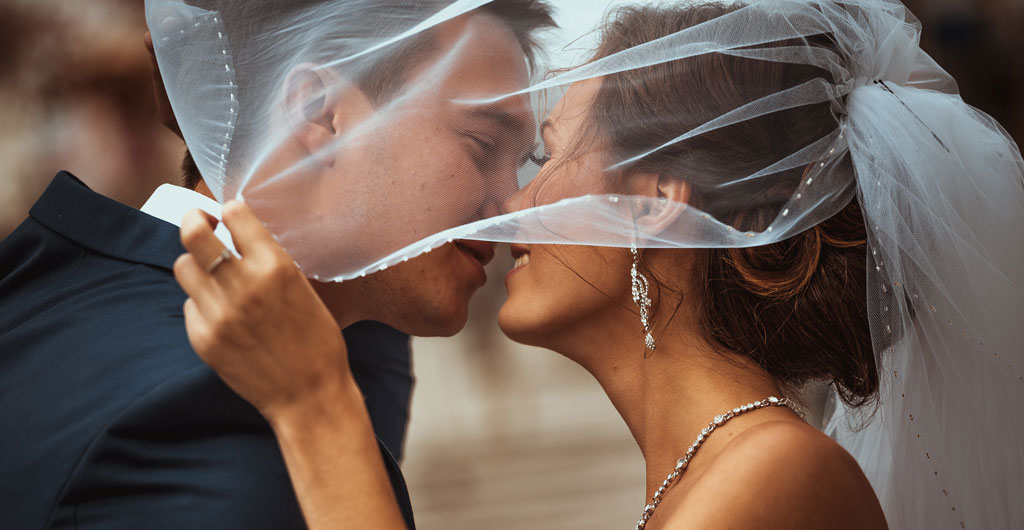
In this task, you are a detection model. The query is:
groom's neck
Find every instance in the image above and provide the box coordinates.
[194,180,217,201]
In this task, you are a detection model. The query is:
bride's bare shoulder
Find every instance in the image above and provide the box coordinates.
[660,420,888,530]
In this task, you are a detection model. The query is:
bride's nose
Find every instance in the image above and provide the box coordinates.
[501,185,533,215]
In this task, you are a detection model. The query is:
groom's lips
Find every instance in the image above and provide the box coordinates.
[454,240,496,267]
[453,240,495,287]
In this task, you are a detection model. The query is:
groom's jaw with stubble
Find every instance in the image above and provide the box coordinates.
[310,244,484,337]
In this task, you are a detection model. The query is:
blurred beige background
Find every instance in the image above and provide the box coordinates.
[2,1,1021,529]
[405,263,645,528]
[0,0,183,234]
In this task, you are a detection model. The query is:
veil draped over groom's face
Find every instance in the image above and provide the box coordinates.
[147,0,548,278]
[233,12,538,277]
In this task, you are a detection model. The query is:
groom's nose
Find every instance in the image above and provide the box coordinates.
[476,160,522,220]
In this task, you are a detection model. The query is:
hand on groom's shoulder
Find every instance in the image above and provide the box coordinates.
[0,173,415,529]
[0,174,309,529]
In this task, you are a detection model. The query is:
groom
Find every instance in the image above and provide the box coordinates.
[0,1,553,529]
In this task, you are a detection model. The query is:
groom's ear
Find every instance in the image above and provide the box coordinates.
[281,64,374,168]
[627,172,691,235]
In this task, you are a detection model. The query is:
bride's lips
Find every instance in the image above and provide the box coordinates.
[454,240,496,284]
[506,244,530,286]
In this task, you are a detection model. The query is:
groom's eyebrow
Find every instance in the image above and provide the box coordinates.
[465,105,534,149]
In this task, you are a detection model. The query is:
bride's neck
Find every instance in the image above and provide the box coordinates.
[560,303,784,500]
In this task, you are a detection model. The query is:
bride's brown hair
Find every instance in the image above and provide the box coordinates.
[582,3,876,407]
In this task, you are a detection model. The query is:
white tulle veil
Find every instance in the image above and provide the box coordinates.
[146,0,1023,527]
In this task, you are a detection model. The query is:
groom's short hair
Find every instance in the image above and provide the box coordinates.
[179,0,555,189]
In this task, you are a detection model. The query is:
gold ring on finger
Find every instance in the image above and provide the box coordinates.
[206,248,233,274]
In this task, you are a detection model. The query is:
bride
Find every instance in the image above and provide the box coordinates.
[173,1,1022,529]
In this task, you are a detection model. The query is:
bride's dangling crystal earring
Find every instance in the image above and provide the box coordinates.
[630,246,656,351]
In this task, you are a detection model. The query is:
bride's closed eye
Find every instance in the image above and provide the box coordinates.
[525,142,551,167]
[528,152,551,167]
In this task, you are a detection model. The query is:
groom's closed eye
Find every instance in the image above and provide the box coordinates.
[460,105,536,166]
[463,132,500,171]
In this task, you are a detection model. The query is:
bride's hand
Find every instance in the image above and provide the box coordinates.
[173,201,356,423]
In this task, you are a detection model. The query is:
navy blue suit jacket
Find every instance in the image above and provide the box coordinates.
[0,172,416,529]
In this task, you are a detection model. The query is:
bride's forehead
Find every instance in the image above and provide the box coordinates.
[550,78,604,129]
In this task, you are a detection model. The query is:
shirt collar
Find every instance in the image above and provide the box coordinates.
[141,184,237,254]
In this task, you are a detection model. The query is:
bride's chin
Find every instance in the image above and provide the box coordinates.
[497,302,545,348]
[496,303,525,341]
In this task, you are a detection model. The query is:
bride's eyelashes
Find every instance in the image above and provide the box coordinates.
[465,134,552,171]
[528,152,551,167]
[526,143,552,167]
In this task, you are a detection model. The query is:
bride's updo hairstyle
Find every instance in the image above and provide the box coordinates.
[582,3,876,406]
